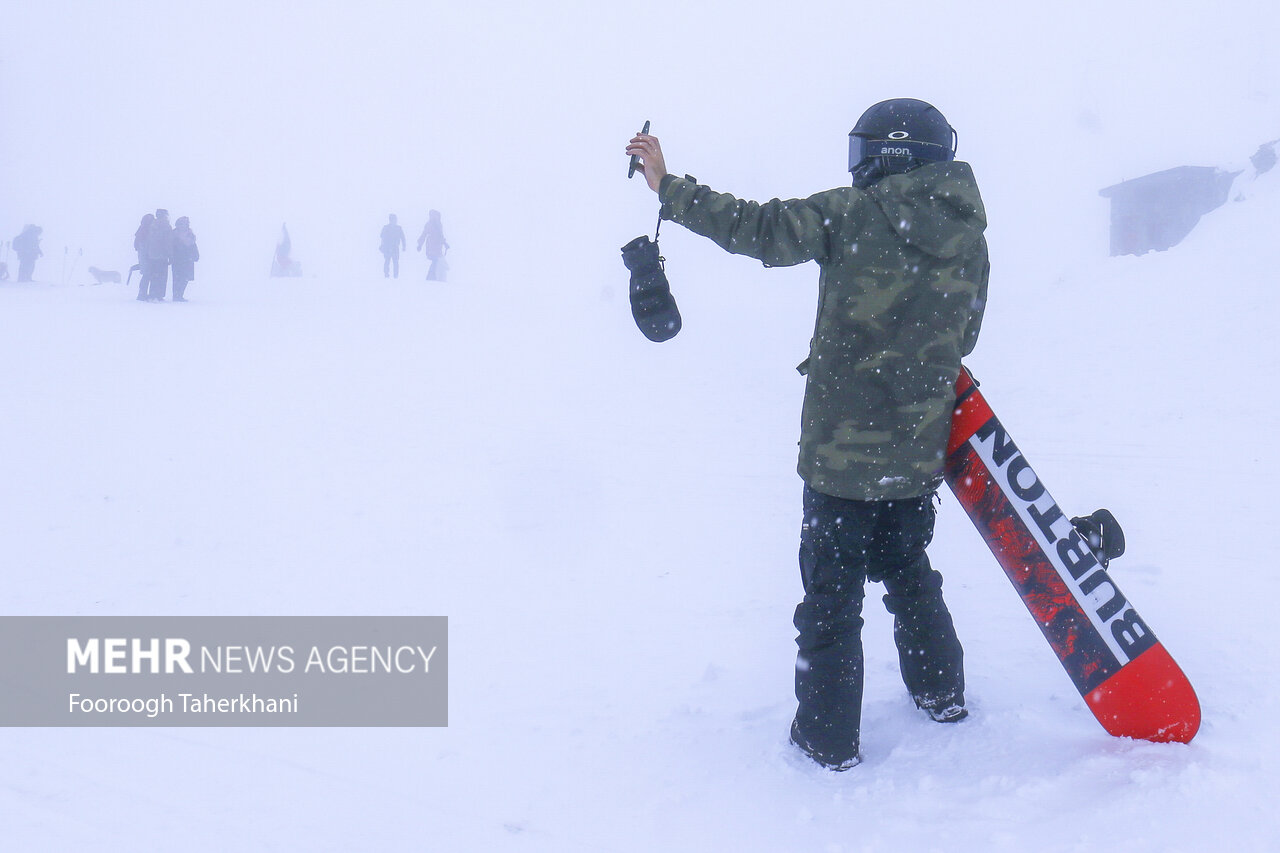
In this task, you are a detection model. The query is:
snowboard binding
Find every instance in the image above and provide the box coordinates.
[1070,508,1125,568]
[621,233,682,343]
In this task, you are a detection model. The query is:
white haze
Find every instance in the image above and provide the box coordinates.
[4,1,1274,286]
[2,1,1278,850]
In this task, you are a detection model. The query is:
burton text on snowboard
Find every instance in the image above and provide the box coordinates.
[944,367,1200,743]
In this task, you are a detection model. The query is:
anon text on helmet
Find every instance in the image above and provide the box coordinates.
[848,98,957,173]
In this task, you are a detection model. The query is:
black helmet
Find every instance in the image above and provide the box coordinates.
[848,98,957,176]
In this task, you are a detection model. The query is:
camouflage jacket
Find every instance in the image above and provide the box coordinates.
[658,161,988,500]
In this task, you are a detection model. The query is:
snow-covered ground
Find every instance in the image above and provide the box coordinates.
[3,2,1278,850]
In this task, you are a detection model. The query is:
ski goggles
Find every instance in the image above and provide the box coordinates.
[848,131,956,172]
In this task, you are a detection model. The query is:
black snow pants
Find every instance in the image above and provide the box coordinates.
[792,485,965,764]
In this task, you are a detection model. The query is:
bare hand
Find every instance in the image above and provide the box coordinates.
[626,133,668,194]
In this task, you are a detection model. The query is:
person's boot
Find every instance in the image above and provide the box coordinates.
[789,719,860,770]
[919,697,968,723]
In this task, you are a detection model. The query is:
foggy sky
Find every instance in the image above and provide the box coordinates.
[3,0,1274,285]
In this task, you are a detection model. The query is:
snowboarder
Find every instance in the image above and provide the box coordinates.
[380,214,407,278]
[170,216,199,302]
[13,225,43,282]
[417,210,450,281]
[626,99,989,770]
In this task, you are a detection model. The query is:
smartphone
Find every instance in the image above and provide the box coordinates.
[628,120,651,179]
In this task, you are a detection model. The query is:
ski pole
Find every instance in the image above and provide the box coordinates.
[67,248,82,285]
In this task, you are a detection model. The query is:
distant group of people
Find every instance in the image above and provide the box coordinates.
[3,209,450,292]
[133,209,199,302]
[379,211,449,280]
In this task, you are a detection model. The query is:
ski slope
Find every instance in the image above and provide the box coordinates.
[3,1,1278,850]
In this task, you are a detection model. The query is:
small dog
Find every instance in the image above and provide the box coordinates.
[88,266,122,285]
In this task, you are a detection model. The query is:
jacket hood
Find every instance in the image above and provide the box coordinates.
[866,160,986,259]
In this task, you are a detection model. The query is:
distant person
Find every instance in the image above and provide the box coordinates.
[144,209,173,302]
[13,225,43,282]
[271,223,302,277]
[133,213,155,300]
[417,210,450,281]
[171,216,199,302]
[380,214,407,278]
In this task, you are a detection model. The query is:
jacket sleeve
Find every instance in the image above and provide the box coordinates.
[961,239,990,357]
[658,175,836,267]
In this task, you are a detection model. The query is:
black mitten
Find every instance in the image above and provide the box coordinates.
[621,235,681,343]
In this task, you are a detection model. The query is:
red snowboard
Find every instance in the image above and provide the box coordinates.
[945,368,1200,743]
